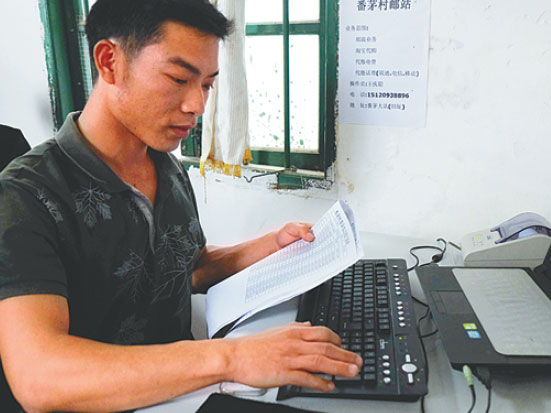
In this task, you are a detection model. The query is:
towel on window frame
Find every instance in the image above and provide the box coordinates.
[201,0,252,178]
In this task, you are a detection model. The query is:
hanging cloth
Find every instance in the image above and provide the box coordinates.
[201,0,252,178]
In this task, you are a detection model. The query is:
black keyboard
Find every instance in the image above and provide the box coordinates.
[277,259,428,401]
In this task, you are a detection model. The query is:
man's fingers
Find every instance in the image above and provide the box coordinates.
[286,370,335,393]
[297,341,362,367]
[285,223,314,241]
[293,324,341,346]
[294,223,314,241]
[289,354,361,378]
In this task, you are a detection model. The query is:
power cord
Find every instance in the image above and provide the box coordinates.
[417,305,432,413]
[413,295,429,307]
[411,238,448,412]
[407,238,448,272]
[463,365,477,413]
[473,367,493,413]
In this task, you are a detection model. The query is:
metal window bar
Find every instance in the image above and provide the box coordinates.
[283,0,291,169]
[39,0,91,128]
[246,15,324,171]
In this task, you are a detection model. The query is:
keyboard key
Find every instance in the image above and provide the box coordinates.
[341,321,362,330]
[364,319,375,330]
[334,375,362,383]
[363,373,377,382]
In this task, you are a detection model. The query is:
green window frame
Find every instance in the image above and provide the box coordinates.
[39,0,338,189]
[184,0,338,188]
[246,0,337,179]
[39,0,92,129]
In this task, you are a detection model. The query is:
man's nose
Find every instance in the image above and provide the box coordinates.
[180,86,206,117]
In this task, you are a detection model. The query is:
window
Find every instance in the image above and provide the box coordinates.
[39,0,93,128]
[40,0,337,188]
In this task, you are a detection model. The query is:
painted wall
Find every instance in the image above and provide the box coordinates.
[190,1,551,246]
[0,1,54,146]
[2,1,550,247]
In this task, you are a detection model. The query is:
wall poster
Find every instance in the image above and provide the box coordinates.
[338,0,432,127]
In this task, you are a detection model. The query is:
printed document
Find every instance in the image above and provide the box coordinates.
[206,200,364,338]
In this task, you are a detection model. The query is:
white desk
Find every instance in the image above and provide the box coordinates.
[139,232,551,413]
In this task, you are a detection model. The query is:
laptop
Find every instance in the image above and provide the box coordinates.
[416,244,551,372]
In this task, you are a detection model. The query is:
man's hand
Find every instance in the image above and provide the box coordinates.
[274,222,315,250]
[225,322,362,392]
[192,222,315,293]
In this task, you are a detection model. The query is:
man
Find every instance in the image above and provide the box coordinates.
[0,0,362,411]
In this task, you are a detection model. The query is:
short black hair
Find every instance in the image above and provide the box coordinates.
[86,0,232,61]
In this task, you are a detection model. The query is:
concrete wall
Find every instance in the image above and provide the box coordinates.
[190,1,551,246]
[0,1,54,146]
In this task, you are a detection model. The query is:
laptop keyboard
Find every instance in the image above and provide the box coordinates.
[278,259,427,401]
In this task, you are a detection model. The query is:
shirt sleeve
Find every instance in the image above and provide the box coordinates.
[0,181,67,300]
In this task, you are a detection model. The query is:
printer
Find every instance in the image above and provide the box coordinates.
[461,212,551,269]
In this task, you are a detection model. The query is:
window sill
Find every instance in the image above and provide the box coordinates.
[180,156,332,190]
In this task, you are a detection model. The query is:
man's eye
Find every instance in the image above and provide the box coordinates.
[172,77,187,85]
[203,84,214,91]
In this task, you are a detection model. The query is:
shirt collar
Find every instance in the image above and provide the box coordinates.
[55,112,183,193]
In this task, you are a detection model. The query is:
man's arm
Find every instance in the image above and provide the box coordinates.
[0,294,361,413]
[192,222,314,293]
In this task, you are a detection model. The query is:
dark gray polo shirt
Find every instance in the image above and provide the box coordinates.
[0,113,206,411]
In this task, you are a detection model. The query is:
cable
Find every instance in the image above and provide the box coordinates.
[413,295,429,307]
[418,308,438,338]
[448,240,462,250]
[407,238,448,272]
[473,367,493,413]
[411,238,447,412]
[485,379,492,413]
[420,327,439,339]
[463,365,477,413]
[417,305,432,413]
[467,386,476,413]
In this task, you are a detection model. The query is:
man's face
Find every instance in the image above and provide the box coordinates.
[111,22,220,152]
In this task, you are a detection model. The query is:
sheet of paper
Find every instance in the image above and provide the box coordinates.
[338,0,432,127]
[205,200,364,338]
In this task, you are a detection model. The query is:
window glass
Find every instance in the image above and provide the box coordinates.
[289,0,319,22]
[245,1,282,24]
[245,1,319,24]
[290,35,319,152]
[246,36,284,151]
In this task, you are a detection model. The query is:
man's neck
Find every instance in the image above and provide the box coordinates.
[76,89,158,204]
[77,93,150,174]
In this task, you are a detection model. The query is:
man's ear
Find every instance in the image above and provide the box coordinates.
[93,39,119,85]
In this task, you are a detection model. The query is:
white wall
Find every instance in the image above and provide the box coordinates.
[3,1,550,246]
[333,1,551,242]
[191,0,551,246]
[0,1,54,146]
